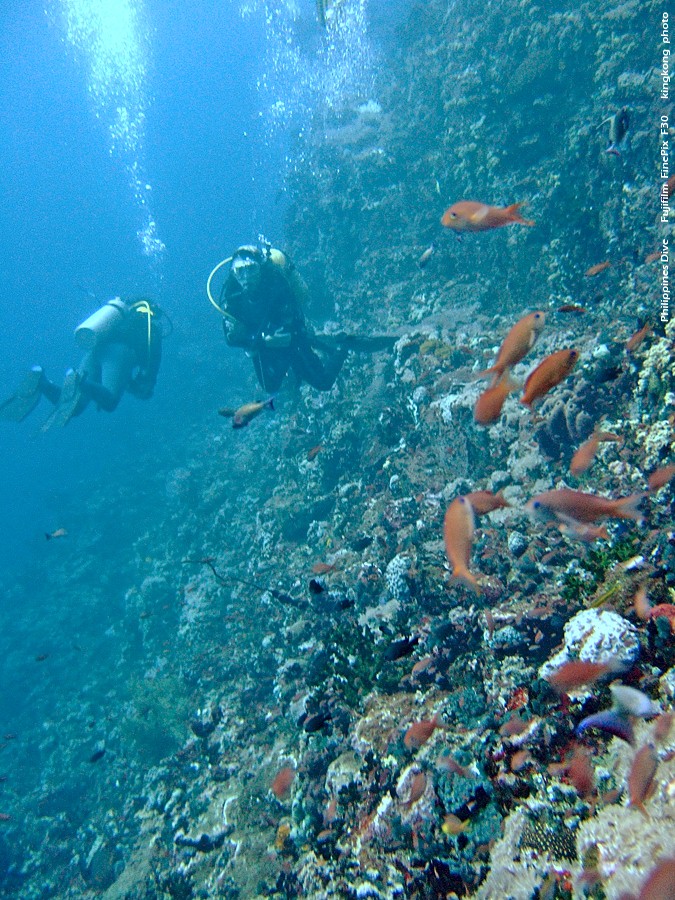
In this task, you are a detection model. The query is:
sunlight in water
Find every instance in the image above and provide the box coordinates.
[55,0,165,261]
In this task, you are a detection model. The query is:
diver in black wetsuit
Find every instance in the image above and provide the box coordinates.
[0,298,163,430]
[214,245,348,394]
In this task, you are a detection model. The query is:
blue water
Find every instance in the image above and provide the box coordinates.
[0,1,412,891]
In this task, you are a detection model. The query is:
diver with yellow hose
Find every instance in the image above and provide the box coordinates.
[209,245,351,394]
[0,297,164,429]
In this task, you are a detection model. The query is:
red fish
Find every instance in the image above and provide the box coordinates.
[546,659,611,693]
[219,397,275,428]
[558,520,610,542]
[527,488,644,525]
[566,745,595,797]
[443,497,479,592]
[474,374,518,425]
[404,714,443,750]
[648,464,675,491]
[441,200,534,232]
[584,261,611,277]
[646,604,675,632]
[626,324,651,353]
[570,429,622,476]
[465,490,509,515]
[628,743,658,818]
[521,349,579,407]
[635,857,675,900]
[400,771,427,806]
[271,765,295,800]
[476,311,546,382]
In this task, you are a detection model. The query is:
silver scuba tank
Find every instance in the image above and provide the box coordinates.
[74,298,126,349]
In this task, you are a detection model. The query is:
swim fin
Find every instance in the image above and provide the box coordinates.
[0,366,44,422]
[41,369,82,431]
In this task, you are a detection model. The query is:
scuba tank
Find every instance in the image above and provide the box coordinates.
[74,298,126,349]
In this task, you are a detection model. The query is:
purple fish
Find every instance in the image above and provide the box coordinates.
[576,710,634,745]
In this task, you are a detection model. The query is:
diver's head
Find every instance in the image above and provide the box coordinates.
[230,247,263,294]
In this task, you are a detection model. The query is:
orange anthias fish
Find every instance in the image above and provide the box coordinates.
[584,261,611,277]
[521,349,579,407]
[271,765,295,800]
[628,743,658,818]
[219,397,275,428]
[443,496,479,592]
[477,311,546,382]
[570,429,622,476]
[404,714,443,750]
[648,464,675,491]
[474,374,518,425]
[527,488,644,525]
[626,324,651,353]
[441,200,535,232]
[634,858,675,900]
[546,659,612,693]
[465,490,509,515]
[565,745,595,798]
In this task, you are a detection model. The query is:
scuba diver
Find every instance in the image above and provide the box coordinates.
[0,297,163,430]
[208,245,352,394]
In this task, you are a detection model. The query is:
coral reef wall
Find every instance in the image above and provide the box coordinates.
[286,0,664,328]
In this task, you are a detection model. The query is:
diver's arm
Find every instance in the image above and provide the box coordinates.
[224,319,262,349]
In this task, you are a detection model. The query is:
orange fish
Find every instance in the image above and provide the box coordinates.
[558,520,610,542]
[271,765,295,800]
[474,374,518,425]
[628,743,658,818]
[635,857,675,900]
[437,755,472,778]
[653,713,674,743]
[527,488,644,525]
[477,311,546,382]
[441,200,534,232]
[546,659,611,693]
[311,562,336,575]
[465,490,509,515]
[648,464,675,492]
[441,813,469,836]
[401,771,427,806]
[646,604,675,632]
[404,714,443,750]
[219,397,275,428]
[570,429,622,476]
[306,443,324,461]
[45,528,67,541]
[584,261,611,277]
[645,250,661,264]
[498,714,529,738]
[510,749,530,772]
[443,496,479,592]
[626,324,651,353]
[521,349,579,407]
[557,304,587,314]
[566,745,595,797]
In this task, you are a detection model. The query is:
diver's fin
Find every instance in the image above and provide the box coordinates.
[41,369,82,431]
[0,367,44,423]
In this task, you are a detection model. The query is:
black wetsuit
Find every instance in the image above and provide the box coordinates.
[223,255,346,394]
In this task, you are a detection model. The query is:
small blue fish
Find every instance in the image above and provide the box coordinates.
[576,710,634,745]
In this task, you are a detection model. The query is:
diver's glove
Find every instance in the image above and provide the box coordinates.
[260,328,292,349]
[225,322,259,349]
